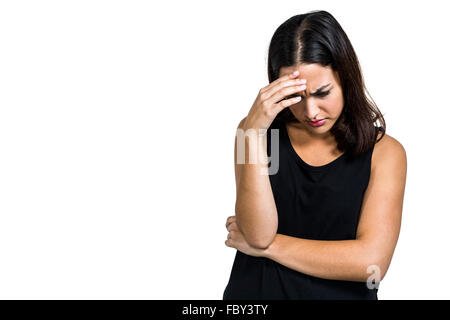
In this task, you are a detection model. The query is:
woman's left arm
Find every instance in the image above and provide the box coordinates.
[225,136,407,283]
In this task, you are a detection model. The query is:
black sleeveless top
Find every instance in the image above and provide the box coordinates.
[223,118,378,300]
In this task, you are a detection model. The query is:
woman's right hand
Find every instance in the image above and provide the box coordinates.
[243,70,307,132]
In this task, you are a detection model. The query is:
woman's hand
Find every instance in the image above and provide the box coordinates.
[224,215,268,257]
[243,70,307,131]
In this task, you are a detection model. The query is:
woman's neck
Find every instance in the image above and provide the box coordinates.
[286,120,339,152]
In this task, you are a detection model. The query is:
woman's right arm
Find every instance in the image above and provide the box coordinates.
[233,71,307,249]
[234,116,278,249]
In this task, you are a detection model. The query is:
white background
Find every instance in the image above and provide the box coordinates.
[0,0,448,299]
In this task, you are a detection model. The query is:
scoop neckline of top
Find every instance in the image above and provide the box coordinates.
[281,120,348,171]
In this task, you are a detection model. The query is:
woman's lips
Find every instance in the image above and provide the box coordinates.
[308,119,327,127]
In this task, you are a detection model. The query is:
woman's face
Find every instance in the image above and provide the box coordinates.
[279,63,344,135]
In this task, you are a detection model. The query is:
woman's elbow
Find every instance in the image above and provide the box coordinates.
[245,231,277,249]
[361,250,389,283]
[234,209,278,249]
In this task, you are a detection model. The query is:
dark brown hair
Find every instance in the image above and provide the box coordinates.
[268,10,386,157]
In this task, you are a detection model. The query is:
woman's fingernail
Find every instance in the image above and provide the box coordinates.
[293,71,299,75]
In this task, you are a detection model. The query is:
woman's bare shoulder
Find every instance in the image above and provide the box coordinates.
[372,131,407,172]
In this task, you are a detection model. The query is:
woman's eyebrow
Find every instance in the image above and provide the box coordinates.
[310,83,332,95]
[283,83,332,101]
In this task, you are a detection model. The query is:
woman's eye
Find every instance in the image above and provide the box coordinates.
[316,90,330,97]
[283,90,330,101]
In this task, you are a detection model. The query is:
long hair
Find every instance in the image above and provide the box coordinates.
[268,10,386,157]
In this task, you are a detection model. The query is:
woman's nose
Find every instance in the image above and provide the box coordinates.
[303,100,321,119]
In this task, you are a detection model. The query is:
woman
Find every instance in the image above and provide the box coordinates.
[223,10,407,300]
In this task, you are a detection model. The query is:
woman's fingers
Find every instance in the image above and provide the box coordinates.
[262,78,306,102]
[268,82,306,105]
[225,215,236,228]
[257,76,307,117]
[225,230,234,247]
[244,71,307,131]
[268,85,306,114]
[272,93,304,114]
[260,70,300,94]
[226,221,239,232]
